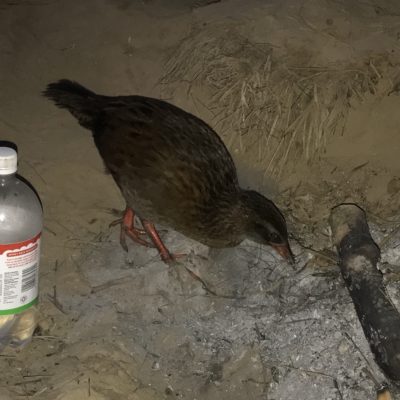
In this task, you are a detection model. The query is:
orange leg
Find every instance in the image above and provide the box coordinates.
[140,219,186,264]
[110,207,185,264]
[140,219,173,263]
[110,207,153,251]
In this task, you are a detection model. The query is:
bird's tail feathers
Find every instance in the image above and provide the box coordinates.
[43,79,101,130]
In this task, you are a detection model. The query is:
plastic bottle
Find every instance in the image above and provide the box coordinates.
[0,147,43,350]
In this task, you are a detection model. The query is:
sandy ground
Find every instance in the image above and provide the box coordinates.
[1,0,400,399]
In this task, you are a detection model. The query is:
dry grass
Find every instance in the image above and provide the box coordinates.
[161,25,380,178]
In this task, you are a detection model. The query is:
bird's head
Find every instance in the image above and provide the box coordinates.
[240,190,294,264]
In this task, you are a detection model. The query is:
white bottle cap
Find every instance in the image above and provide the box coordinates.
[0,147,17,175]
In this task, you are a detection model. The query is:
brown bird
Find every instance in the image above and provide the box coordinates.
[43,80,294,264]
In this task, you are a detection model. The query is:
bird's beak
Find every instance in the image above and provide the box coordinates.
[271,242,295,265]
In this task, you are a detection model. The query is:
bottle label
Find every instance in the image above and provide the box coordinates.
[0,233,41,315]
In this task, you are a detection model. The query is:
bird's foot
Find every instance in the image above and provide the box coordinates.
[110,208,186,263]
[110,207,153,251]
[109,217,145,235]
[123,227,154,250]
[140,219,187,264]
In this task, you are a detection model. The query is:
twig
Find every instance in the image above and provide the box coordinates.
[14,377,46,385]
[44,226,57,236]
[91,275,137,294]
[21,159,47,185]
[266,135,285,175]
[33,335,65,342]
[184,266,244,299]
[350,161,369,174]
[264,114,279,151]
[334,378,344,400]
[369,61,382,80]
[291,236,338,263]
[47,286,67,314]
[31,373,85,398]
[275,362,335,379]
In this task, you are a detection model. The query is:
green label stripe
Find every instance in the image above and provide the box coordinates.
[0,298,38,315]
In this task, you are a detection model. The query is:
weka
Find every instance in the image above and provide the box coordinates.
[43,80,294,264]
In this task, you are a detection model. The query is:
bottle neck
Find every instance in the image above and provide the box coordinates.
[0,173,16,185]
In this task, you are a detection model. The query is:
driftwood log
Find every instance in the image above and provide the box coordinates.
[329,204,400,382]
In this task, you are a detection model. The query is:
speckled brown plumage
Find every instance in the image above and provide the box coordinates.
[43,80,293,262]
